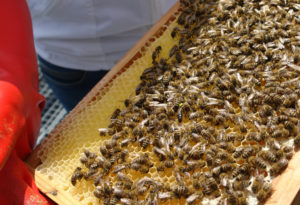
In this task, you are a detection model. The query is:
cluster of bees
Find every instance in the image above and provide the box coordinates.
[71,0,300,204]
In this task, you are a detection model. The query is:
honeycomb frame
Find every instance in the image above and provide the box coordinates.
[26,2,300,205]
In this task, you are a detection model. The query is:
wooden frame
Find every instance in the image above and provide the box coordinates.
[26,1,300,204]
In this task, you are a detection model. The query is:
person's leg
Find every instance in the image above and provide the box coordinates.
[38,56,108,112]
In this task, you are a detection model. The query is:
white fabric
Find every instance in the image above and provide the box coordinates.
[28,0,176,71]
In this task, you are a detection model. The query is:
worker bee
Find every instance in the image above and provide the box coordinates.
[258,150,277,162]
[113,187,130,198]
[99,128,109,136]
[256,183,272,202]
[233,147,244,158]
[93,186,104,198]
[71,167,83,186]
[165,160,174,168]
[120,139,131,147]
[224,133,237,142]
[266,138,281,150]
[284,120,295,131]
[203,114,214,122]
[242,146,253,159]
[233,180,250,191]
[152,46,162,63]
[221,163,234,172]
[139,137,150,149]
[153,147,167,160]
[186,191,203,205]
[259,104,273,117]
[205,177,218,190]
[169,45,179,58]
[100,145,108,156]
[84,168,98,181]
[171,27,180,38]
[177,108,183,123]
[249,156,267,169]
[294,134,300,145]
[130,162,141,171]
[172,184,189,197]
[246,132,261,142]
[215,114,225,125]
[250,174,263,191]
[111,108,121,120]
[117,174,133,188]
[105,139,117,150]
[202,184,213,196]
[270,158,288,176]
[175,52,182,63]
[79,154,89,165]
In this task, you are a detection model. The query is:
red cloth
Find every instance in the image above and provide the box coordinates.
[0,0,51,204]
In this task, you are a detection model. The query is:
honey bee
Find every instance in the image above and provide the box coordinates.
[173,184,189,197]
[139,137,150,149]
[111,108,121,120]
[152,46,162,63]
[251,176,264,194]
[93,186,104,198]
[175,52,182,63]
[206,153,214,166]
[156,164,165,172]
[171,27,179,38]
[71,167,83,186]
[100,145,108,156]
[165,160,174,168]
[169,45,179,58]
[110,197,118,205]
[246,132,261,142]
[270,158,288,176]
[158,192,172,201]
[84,168,98,181]
[242,146,253,159]
[225,192,239,205]
[202,184,213,196]
[99,128,109,136]
[224,133,237,142]
[233,147,244,158]
[153,147,167,160]
[79,154,88,165]
[130,163,141,171]
[120,198,135,205]
[203,114,213,122]
[113,187,130,198]
[233,180,250,191]
[215,114,225,125]
[284,120,295,131]
[106,139,117,150]
[256,183,272,202]
[186,191,202,205]
[259,104,273,117]
[258,150,277,163]
[177,108,183,123]
[285,151,294,159]
[294,134,300,145]
[221,163,235,173]
[120,139,131,147]
[249,156,267,169]
[272,129,284,138]
[266,138,281,150]
[205,177,218,191]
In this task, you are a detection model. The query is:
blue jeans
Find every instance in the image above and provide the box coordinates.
[38,56,108,112]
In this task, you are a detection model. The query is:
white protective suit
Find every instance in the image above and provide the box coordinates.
[27,0,177,71]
